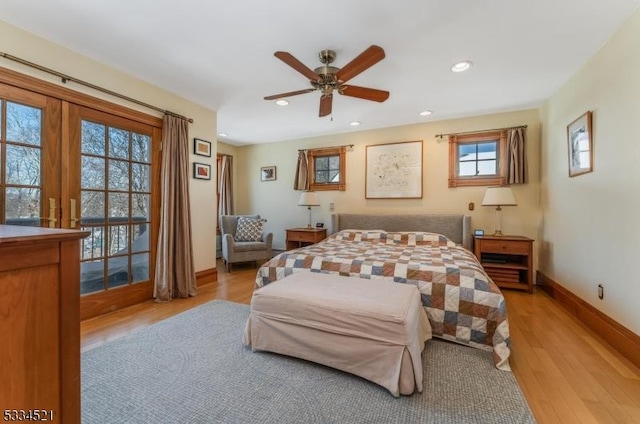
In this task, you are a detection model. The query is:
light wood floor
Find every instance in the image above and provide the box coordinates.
[81,260,640,423]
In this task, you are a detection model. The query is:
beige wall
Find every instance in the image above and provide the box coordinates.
[233,109,541,266]
[540,8,640,334]
[0,20,218,273]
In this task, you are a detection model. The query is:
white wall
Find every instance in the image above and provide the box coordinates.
[233,109,541,265]
[540,8,640,334]
[0,20,218,273]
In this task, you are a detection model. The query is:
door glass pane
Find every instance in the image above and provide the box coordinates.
[80,260,105,294]
[107,256,129,288]
[131,253,149,283]
[109,127,129,159]
[108,224,129,256]
[81,121,106,155]
[131,224,149,253]
[108,192,129,218]
[81,226,105,260]
[5,102,42,145]
[132,193,150,220]
[108,160,129,191]
[132,163,150,192]
[5,187,40,226]
[81,191,105,221]
[82,156,106,189]
[132,133,151,163]
[5,145,41,185]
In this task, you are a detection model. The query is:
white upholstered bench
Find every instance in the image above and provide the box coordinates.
[242,272,431,396]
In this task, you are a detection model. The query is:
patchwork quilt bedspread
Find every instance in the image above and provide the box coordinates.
[256,230,511,370]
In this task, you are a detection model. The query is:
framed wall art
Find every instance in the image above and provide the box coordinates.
[365,140,423,199]
[261,166,276,182]
[194,138,212,157]
[567,111,593,177]
[193,162,211,180]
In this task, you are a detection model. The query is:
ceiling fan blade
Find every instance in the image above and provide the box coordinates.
[264,88,316,100]
[274,51,319,81]
[335,45,385,83]
[340,85,389,102]
[319,95,333,117]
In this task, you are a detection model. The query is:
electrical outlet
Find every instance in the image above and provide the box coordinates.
[329,203,335,211]
[597,284,604,300]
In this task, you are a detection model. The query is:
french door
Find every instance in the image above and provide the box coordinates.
[0,83,60,227]
[0,68,162,319]
[68,105,161,318]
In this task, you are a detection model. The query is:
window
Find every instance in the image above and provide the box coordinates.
[307,146,346,191]
[448,131,507,187]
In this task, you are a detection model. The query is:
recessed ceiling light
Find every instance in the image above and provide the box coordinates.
[419,110,433,116]
[451,61,473,73]
[218,133,228,137]
[275,99,289,106]
[349,121,361,126]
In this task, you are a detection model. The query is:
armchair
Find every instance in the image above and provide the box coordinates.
[220,214,273,273]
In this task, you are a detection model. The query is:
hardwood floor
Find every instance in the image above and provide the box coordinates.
[81,261,640,423]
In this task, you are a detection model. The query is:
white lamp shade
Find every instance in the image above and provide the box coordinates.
[482,187,517,206]
[297,191,320,206]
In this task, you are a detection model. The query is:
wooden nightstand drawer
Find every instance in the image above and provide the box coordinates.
[287,231,317,242]
[286,228,327,250]
[478,239,530,255]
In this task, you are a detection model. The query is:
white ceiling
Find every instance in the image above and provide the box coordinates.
[0,0,638,145]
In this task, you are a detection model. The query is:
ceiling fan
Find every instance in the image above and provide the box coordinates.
[264,45,390,117]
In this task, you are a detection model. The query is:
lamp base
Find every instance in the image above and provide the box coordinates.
[491,230,505,236]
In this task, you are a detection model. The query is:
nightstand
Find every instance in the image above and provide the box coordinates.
[286,228,327,250]
[473,235,534,293]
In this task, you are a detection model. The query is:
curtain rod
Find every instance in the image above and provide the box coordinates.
[1,52,194,123]
[435,125,527,140]
[298,144,354,152]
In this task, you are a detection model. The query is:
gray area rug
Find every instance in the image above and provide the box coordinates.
[82,300,535,424]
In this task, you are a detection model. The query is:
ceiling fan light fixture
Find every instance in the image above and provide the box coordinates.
[275,99,289,106]
[451,60,473,73]
[419,110,433,116]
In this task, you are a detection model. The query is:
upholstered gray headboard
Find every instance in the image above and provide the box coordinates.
[330,213,472,250]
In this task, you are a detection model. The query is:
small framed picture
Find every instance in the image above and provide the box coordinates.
[567,111,593,177]
[474,229,485,237]
[194,138,212,157]
[193,162,211,180]
[261,166,276,182]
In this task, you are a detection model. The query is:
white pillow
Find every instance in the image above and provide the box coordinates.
[235,217,266,242]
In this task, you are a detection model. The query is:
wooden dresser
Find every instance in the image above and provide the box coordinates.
[0,225,89,424]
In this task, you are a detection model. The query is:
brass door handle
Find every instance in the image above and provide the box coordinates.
[40,198,57,228]
[70,198,78,228]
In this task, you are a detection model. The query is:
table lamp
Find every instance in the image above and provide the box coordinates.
[481,187,517,236]
[297,191,320,229]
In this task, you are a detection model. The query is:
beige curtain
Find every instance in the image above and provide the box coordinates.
[154,115,196,301]
[293,150,309,190]
[219,154,233,217]
[507,127,528,184]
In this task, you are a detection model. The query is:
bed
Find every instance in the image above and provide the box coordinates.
[255,213,511,370]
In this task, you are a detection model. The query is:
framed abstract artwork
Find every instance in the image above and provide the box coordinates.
[193,162,211,180]
[194,138,212,157]
[365,140,423,198]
